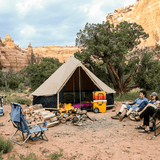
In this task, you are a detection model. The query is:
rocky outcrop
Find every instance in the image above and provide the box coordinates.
[32,46,81,63]
[0,35,29,72]
[106,0,160,47]
[0,35,80,71]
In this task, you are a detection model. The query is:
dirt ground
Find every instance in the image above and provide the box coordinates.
[0,101,160,160]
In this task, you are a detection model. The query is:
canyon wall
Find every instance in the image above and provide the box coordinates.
[0,35,29,72]
[106,0,160,47]
[2,0,160,71]
[0,35,80,72]
[32,45,80,63]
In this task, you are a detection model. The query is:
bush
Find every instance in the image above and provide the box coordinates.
[0,136,13,154]
[7,74,24,90]
[115,90,140,102]
[45,151,63,160]
[7,96,31,104]
[25,57,62,91]
[135,52,160,92]
[20,153,39,160]
[18,83,26,92]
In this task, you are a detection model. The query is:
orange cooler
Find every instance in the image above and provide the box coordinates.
[92,100,107,113]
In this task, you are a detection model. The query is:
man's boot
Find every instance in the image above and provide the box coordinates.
[111,113,120,120]
[119,109,127,121]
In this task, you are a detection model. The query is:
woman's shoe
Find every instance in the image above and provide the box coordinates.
[138,129,151,134]
[135,126,145,129]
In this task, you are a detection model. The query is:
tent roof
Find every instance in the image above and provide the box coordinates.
[31,56,116,96]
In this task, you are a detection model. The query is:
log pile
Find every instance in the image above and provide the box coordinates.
[23,105,92,128]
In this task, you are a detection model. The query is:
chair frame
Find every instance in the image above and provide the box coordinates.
[10,103,48,145]
[152,109,160,137]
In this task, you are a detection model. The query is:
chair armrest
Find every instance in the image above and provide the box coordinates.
[27,121,44,127]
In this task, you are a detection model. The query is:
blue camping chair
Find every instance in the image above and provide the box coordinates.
[10,102,48,145]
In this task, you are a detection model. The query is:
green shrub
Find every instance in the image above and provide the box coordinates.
[0,137,13,154]
[19,153,39,160]
[18,83,26,92]
[16,98,31,104]
[8,154,16,160]
[45,152,63,160]
[0,151,3,160]
[7,96,31,104]
[115,90,140,102]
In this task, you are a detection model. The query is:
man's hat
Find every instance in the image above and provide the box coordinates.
[150,92,157,96]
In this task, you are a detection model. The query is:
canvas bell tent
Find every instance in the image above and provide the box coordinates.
[31,56,116,108]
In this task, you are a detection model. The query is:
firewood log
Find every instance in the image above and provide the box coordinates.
[34,108,45,113]
[81,114,87,118]
[73,122,82,126]
[65,115,72,121]
[28,106,34,111]
[50,117,58,122]
[61,118,66,124]
[32,104,43,110]
[47,121,60,128]
[43,114,56,120]
[81,110,87,114]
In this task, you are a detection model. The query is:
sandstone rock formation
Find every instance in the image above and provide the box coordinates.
[0,35,29,72]
[32,46,81,63]
[0,35,80,71]
[106,0,160,47]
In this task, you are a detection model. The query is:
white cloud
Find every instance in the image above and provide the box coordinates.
[79,0,117,23]
[0,0,138,48]
[79,4,90,13]
[15,0,44,16]
[20,25,36,37]
[88,1,106,23]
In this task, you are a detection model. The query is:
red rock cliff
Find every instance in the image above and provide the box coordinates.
[106,0,160,47]
[0,35,80,71]
[0,35,29,72]
[32,45,81,63]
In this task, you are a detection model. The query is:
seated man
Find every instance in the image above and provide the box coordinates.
[111,90,148,121]
[130,92,159,121]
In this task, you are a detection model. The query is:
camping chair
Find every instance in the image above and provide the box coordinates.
[10,102,48,145]
[151,108,160,137]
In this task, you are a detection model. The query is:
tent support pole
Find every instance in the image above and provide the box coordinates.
[79,67,81,109]
[57,92,59,109]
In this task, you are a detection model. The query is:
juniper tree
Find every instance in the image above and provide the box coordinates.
[75,21,149,95]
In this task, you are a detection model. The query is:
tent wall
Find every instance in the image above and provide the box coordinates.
[107,93,114,105]
[64,67,96,92]
[33,86,65,108]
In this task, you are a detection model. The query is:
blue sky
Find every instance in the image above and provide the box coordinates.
[0,0,136,48]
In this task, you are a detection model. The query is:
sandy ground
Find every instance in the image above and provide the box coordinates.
[0,101,160,160]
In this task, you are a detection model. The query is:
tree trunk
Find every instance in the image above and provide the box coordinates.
[106,58,124,95]
[106,63,117,86]
[106,57,142,96]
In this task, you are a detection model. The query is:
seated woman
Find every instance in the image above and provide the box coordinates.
[133,92,159,133]
[130,92,159,121]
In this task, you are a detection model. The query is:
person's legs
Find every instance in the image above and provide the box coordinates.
[119,104,127,114]
[126,108,133,116]
[111,104,127,119]
[138,107,155,132]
